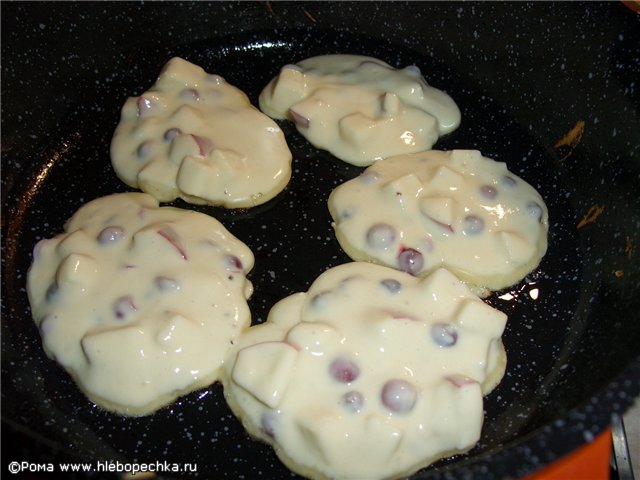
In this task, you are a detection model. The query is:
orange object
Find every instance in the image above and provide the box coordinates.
[621,1,640,13]
[523,428,612,480]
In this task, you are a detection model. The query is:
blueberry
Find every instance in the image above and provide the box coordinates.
[136,142,153,159]
[480,185,498,200]
[163,128,182,141]
[310,291,332,309]
[261,411,279,439]
[381,278,402,294]
[342,391,364,413]
[366,223,396,249]
[136,96,153,116]
[462,215,485,236]
[329,357,360,383]
[45,283,58,302]
[225,255,243,272]
[179,88,200,102]
[431,323,458,347]
[358,171,380,184]
[397,248,423,275]
[155,276,181,292]
[114,295,136,320]
[97,226,124,244]
[381,379,417,413]
[502,175,517,188]
[527,201,544,222]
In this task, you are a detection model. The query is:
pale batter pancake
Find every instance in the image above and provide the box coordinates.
[259,54,461,166]
[111,57,292,208]
[222,263,507,480]
[27,193,255,415]
[328,150,549,291]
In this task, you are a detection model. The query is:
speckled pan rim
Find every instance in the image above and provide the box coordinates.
[420,357,640,479]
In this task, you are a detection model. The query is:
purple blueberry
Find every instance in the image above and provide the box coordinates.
[136,142,153,159]
[527,201,544,222]
[340,207,355,220]
[342,391,364,413]
[179,88,200,102]
[225,255,243,272]
[381,278,402,294]
[397,248,423,275]
[366,223,396,249]
[46,283,58,302]
[358,171,380,184]
[155,276,181,292]
[405,65,422,76]
[462,215,485,236]
[431,323,458,347]
[137,96,153,116]
[206,74,224,84]
[310,291,332,309]
[261,411,279,439]
[502,175,517,188]
[381,379,417,413]
[114,295,136,320]
[329,357,360,383]
[480,185,498,200]
[97,226,124,244]
[421,236,435,253]
[163,128,182,141]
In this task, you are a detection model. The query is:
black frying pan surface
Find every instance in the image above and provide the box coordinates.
[2,2,639,479]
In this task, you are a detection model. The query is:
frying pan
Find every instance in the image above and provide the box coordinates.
[2,2,639,479]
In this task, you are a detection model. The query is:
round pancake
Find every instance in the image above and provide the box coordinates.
[27,192,254,415]
[111,57,292,208]
[222,262,507,480]
[328,149,549,291]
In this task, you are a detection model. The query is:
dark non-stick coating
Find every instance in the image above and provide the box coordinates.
[2,2,639,479]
